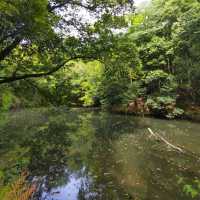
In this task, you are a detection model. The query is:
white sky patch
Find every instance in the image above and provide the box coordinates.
[134,0,151,6]
[55,1,151,37]
[135,0,151,11]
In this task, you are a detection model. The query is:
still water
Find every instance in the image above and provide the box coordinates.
[0,107,200,200]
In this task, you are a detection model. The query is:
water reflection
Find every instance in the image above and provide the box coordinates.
[27,121,70,174]
[0,108,200,200]
[40,167,96,200]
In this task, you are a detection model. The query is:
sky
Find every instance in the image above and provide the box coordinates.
[135,0,151,8]
[57,0,151,37]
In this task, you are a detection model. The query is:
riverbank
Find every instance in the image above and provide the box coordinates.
[184,106,200,123]
[5,103,200,122]
[109,104,200,122]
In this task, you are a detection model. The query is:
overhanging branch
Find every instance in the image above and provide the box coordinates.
[0,56,96,84]
[48,0,96,12]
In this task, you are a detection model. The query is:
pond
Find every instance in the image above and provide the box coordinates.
[0,107,200,200]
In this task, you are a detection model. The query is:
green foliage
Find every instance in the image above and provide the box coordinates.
[178,177,200,199]
[0,0,134,84]
[146,96,184,119]
[0,0,199,119]
[1,91,13,111]
[143,70,168,84]
[125,81,145,103]
[142,70,177,95]
[143,70,183,118]
[98,35,141,107]
[138,37,174,72]
[41,61,104,107]
[183,184,199,198]
[69,61,103,107]
[100,77,129,107]
[126,0,200,107]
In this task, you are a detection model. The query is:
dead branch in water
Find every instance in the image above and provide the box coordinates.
[147,128,184,153]
[147,127,200,163]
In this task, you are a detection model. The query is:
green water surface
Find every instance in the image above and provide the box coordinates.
[0,108,200,200]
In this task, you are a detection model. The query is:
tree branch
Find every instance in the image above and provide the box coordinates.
[48,0,96,12]
[0,56,95,84]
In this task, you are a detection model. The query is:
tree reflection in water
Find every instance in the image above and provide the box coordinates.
[1,108,200,200]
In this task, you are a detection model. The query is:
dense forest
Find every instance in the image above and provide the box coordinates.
[1,0,200,119]
[1,0,200,200]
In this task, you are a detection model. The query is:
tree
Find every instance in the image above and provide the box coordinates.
[172,2,200,103]
[0,0,134,84]
[128,0,200,107]
[99,35,141,107]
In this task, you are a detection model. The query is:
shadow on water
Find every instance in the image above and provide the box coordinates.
[0,108,200,200]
